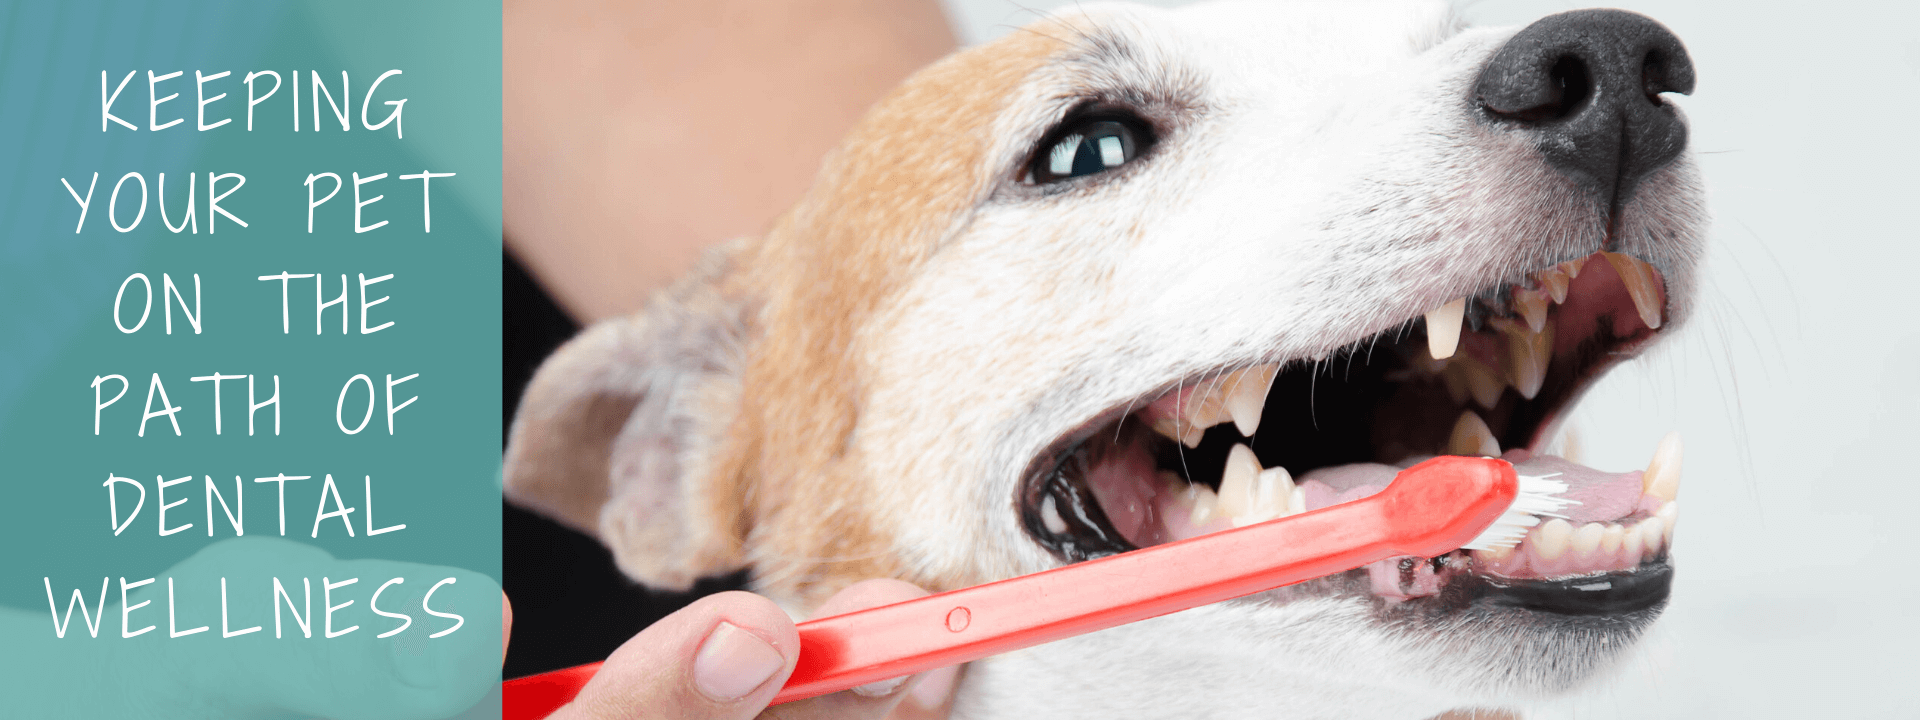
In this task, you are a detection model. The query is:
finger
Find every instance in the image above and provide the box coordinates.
[553,591,798,720]
[502,592,514,666]
[762,579,950,720]
[889,664,961,720]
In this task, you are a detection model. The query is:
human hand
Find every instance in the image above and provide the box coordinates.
[530,579,959,720]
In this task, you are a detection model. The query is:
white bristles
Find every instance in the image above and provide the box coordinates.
[1460,473,1579,551]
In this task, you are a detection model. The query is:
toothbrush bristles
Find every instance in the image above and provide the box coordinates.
[1460,473,1580,551]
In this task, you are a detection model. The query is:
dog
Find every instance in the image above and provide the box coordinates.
[504,1,1704,717]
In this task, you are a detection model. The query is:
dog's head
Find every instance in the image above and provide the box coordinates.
[507,1,1704,715]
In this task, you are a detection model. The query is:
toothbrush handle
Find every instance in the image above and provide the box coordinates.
[775,494,1397,703]
[497,456,1516,717]
[774,454,1516,703]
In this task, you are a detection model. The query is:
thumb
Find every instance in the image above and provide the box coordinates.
[552,591,798,720]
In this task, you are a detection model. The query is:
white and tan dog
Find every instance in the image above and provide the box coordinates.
[506,2,1704,717]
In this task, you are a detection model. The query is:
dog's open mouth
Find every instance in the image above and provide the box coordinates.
[1019,251,1681,615]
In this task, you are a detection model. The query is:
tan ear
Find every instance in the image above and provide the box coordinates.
[503,247,750,591]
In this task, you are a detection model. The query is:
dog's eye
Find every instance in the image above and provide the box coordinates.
[1028,117,1149,184]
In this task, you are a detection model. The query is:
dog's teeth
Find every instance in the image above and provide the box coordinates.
[1601,252,1664,330]
[1600,523,1626,556]
[1151,412,1211,450]
[1497,317,1554,400]
[1621,520,1646,559]
[1216,443,1262,521]
[1538,267,1571,304]
[1512,286,1550,333]
[1636,518,1665,555]
[1473,542,1515,566]
[1186,482,1221,526]
[1448,410,1500,457]
[1173,372,1268,445]
[1560,256,1588,279]
[1287,486,1306,517]
[1532,518,1572,560]
[1570,522,1605,557]
[1151,415,1208,449]
[1180,425,1206,448]
[1424,298,1466,360]
[1657,501,1679,551]
[1241,466,1296,525]
[1446,357,1505,410]
[1040,494,1068,535]
[1225,365,1278,437]
[1150,416,1184,443]
[1643,431,1682,502]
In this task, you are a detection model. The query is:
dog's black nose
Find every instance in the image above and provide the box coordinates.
[1476,9,1695,206]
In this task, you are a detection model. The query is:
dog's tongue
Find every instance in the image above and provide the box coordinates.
[1296,450,1642,524]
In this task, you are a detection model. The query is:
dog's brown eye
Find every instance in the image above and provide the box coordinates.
[1029,118,1146,184]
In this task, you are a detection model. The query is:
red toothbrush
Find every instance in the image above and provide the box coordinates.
[503,455,1570,717]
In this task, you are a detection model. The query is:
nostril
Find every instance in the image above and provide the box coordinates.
[1547,56,1592,120]
[1488,55,1591,123]
[1643,50,1676,101]
[1472,8,1694,207]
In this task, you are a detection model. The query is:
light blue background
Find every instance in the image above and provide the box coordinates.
[0,2,503,717]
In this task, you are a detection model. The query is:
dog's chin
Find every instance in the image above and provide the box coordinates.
[1246,558,1673,697]
[1012,247,1682,686]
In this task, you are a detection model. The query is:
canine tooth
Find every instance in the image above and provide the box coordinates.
[1571,522,1605,556]
[1499,318,1554,400]
[1424,298,1466,360]
[1533,518,1573,561]
[1601,252,1664,330]
[1040,495,1068,534]
[1512,286,1550,333]
[1225,365,1279,437]
[1448,410,1500,457]
[1539,268,1570,304]
[1600,523,1626,555]
[1643,431,1682,502]
[1287,486,1306,517]
[1216,444,1262,519]
[1187,483,1221,526]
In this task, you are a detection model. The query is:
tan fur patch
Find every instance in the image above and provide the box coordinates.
[700,29,1067,609]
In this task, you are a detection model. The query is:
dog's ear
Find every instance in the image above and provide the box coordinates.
[503,248,749,591]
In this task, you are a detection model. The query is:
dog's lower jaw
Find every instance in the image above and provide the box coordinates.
[953,619,1469,720]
